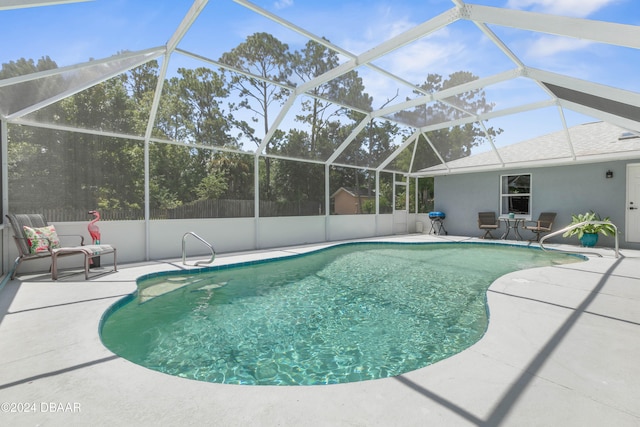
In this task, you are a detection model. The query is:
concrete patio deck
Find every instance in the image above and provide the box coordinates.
[1,234,639,426]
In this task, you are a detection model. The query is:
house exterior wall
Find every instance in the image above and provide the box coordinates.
[333,191,375,214]
[432,159,640,249]
[334,191,359,214]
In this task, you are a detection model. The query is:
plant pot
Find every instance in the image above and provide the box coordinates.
[580,233,599,247]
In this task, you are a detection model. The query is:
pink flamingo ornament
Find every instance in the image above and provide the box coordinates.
[88,210,102,267]
[88,210,101,244]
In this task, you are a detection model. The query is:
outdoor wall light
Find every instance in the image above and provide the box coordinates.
[606,170,614,179]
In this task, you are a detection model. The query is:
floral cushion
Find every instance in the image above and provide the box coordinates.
[23,225,61,254]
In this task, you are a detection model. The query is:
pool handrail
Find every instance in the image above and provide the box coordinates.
[182,232,216,266]
[539,220,619,258]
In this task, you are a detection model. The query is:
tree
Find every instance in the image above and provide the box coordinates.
[289,40,381,211]
[272,129,325,212]
[0,56,59,116]
[394,71,501,172]
[208,152,254,200]
[151,67,235,209]
[195,172,228,200]
[220,32,293,199]
[362,117,405,195]
[0,56,57,78]
[125,59,160,136]
[174,68,232,145]
[57,74,143,211]
[291,39,343,153]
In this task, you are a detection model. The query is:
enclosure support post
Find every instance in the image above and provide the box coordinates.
[375,170,380,236]
[325,163,330,242]
[254,154,260,249]
[1,119,8,275]
[142,52,171,261]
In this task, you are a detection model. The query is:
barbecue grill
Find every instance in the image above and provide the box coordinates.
[428,211,447,235]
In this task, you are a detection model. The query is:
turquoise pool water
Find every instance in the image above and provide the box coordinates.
[100,242,581,386]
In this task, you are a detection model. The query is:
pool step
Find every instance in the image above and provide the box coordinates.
[138,277,228,303]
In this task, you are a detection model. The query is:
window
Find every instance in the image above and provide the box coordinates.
[500,174,531,216]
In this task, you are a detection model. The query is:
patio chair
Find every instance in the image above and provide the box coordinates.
[522,212,557,241]
[478,211,499,239]
[6,213,117,280]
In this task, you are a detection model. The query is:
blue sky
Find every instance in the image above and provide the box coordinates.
[2,0,639,152]
[3,0,637,77]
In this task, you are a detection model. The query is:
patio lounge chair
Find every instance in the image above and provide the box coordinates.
[522,212,556,241]
[478,211,499,239]
[6,213,117,280]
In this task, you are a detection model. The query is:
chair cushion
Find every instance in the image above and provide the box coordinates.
[52,244,114,256]
[23,225,61,254]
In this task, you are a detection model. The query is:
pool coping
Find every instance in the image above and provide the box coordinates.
[1,234,639,426]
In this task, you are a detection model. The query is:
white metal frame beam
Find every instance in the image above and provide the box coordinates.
[558,100,640,133]
[422,132,451,173]
[556,105,576,161]
[4,0,640,191]
[295,8,460,96]
[373,68,522,120]
[377,129,420,172]
[325,117,371,165]
[418,99,556,133]
[235,0,456,99]
[0,47,164,88]
[0,0,89,10]
[166,0,208,53]
[526,67,640,107]
[464,3,640,49]
[4,48,165,120]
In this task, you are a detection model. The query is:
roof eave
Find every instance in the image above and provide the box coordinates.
[411,150,640,178]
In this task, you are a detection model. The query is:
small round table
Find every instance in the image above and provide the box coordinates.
[501,217,523,240]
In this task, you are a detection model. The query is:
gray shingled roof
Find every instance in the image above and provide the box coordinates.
[417,122,640,175]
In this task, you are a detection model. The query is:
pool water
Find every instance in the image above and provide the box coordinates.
[100,243,581,386]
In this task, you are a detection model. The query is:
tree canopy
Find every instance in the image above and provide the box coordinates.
[3,34,498,219]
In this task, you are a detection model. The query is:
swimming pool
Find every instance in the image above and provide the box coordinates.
[100,242,581,386]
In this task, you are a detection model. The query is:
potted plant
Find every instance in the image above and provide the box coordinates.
[562,211,616,247]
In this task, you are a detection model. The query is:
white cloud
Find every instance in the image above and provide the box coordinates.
[381,38,465,82]
[274,0,293,10]
[345,21,413,54]
[526,35,593,57]
[506,0,618,18]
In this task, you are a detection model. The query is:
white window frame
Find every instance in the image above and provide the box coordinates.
[500,173,532,218]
